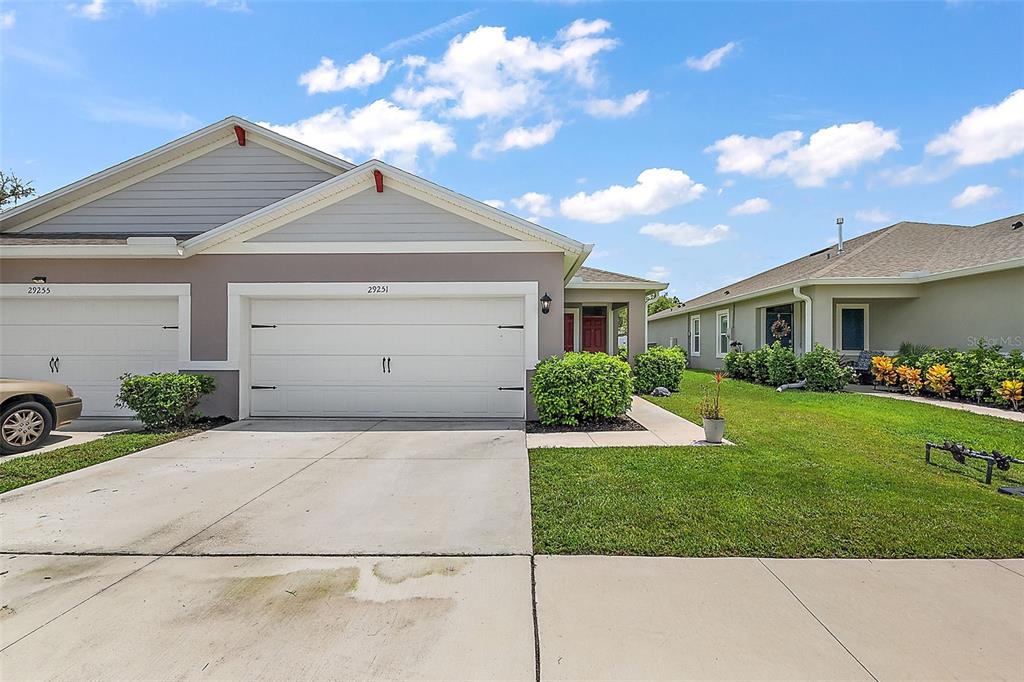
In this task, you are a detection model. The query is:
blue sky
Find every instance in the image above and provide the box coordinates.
[2,1,1022,299]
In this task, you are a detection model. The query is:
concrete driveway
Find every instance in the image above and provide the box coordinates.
[2,420,1021,680]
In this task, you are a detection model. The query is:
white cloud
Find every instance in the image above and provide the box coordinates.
[950,184,1000,208]
[133,0,164,13]
[473,120,562,157]
[685,41,737,71]
[391,85,453,109]
[299,54,393,94]
[584,90,649,118]
[85,100,198,130]
[639,222,731,247]
[728,197,771,215]
[560,168,706,223]
[260,100,455,170]
[2,10,15,29]
[482,199,505,209]
[202,0,250,11]
[855,209,893,223]
[706,122,900,187]
[876,162,952,187]
[68,0,107,20]
[557,18,612,41]
[511,192,554,222]
[397,20,618,120]
[926,89,1024,166]
[382,10,480,54]
[646,265,671,281]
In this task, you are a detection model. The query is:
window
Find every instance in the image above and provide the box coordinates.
[716,310,730,358]
[836,304,869,352]
[690,316,701,356]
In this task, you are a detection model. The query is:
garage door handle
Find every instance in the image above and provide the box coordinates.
[382,357,386,374]
[387,357,391,374]
[251,385,277,390]
[497,386,524,391]
[49,356,56,373]
[54,356,60,373]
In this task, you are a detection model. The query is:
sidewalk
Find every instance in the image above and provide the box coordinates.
[527,396,732,448]
[846,385,1024,422]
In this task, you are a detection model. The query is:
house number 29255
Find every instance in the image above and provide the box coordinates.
[367,284,389,294]
[27,286,51,295]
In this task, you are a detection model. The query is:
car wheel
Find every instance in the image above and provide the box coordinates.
[0,401,53,455]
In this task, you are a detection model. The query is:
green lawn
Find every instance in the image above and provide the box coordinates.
[530,371,1024,558]
[0,430,194,494]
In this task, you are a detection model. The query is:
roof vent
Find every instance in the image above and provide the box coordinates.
[836,216,845,254]
[1012,220,1023,230]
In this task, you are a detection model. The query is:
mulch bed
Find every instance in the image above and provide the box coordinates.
[526,415,646,434]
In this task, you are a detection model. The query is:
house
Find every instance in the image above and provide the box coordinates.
[648,215,1024,370]
[0,117,665,420]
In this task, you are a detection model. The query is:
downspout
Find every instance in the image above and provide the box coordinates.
[793,286,812,354]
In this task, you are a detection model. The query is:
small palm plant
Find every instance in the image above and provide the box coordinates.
[698,372,726,443]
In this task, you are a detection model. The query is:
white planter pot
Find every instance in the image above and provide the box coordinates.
[702,417,725,444]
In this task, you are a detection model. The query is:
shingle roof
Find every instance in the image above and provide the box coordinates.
[652,213,1024,318]
[575,266,663,284]
[0,233,199,245]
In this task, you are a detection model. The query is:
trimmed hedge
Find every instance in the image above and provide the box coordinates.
[531,352,633,426]
[725,342,850,392]
[633,346,687,394]
[885,342,1024,408]
[116,372,216,429]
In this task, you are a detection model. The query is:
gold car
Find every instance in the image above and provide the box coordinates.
[1,379,83,455]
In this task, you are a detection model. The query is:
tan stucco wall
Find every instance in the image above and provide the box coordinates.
[648,295,806,370]
[648,266,1023,368]
[1,252,566,419]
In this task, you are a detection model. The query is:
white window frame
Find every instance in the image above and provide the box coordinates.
[835,303,870,352]
[716,309,730,358]
[690,315,701,357]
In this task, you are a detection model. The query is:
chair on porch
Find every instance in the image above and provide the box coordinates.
[843,349,876,385]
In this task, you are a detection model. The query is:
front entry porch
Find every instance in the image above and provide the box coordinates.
[563,304,628,355]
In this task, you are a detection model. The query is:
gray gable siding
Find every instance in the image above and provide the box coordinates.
[23,142,332,235]
[251,187,516,242]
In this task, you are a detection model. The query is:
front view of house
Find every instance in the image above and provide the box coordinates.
[0,117,664,420]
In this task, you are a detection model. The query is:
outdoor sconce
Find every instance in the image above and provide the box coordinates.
[31,276,47,284]
[540,293,552,314]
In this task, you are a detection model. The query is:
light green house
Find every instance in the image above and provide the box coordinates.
[648,214,1024,370]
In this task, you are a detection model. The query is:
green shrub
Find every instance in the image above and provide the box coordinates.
[797,344,852,392]
[616,345,629,362]
[748,345,773,385]
[914,347,960,372]
[766,341,799,386]
[723,350,748,380]
[947,341,1004,397]
[633,346,687,394]
[531,352,633,426]
[116,373,216,429]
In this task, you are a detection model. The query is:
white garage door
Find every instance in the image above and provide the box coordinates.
[0,297,180,416]
[249,297,526,418]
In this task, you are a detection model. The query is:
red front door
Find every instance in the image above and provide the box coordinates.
[564,313,574,352]
[582,315,607,353]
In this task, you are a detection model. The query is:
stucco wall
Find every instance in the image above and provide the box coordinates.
[1,252,565,419]
[564,288,649,361]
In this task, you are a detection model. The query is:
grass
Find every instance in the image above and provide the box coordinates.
[530,370,1024,558]
[0,429,195,494]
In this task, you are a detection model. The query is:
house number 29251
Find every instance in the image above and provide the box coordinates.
[367,284,389,294]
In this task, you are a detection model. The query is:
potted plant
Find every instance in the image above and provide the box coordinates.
[698,371,726,443]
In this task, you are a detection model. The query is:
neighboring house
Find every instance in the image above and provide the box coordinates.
[649,215,1024,370]
[0,117,665,420]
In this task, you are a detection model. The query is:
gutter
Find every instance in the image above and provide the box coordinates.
[792,286,813,353]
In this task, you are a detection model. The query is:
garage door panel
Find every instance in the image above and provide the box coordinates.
[249,296,526,418]
[0,296,180,416]
[251,297,523,326]
[252,324,523,357]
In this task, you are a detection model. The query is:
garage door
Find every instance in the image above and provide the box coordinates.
[249,297,525,418]
[0,297,180,416]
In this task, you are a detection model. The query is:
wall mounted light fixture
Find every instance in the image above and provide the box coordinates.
[31,276,47,284]
[540,293,552,314]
